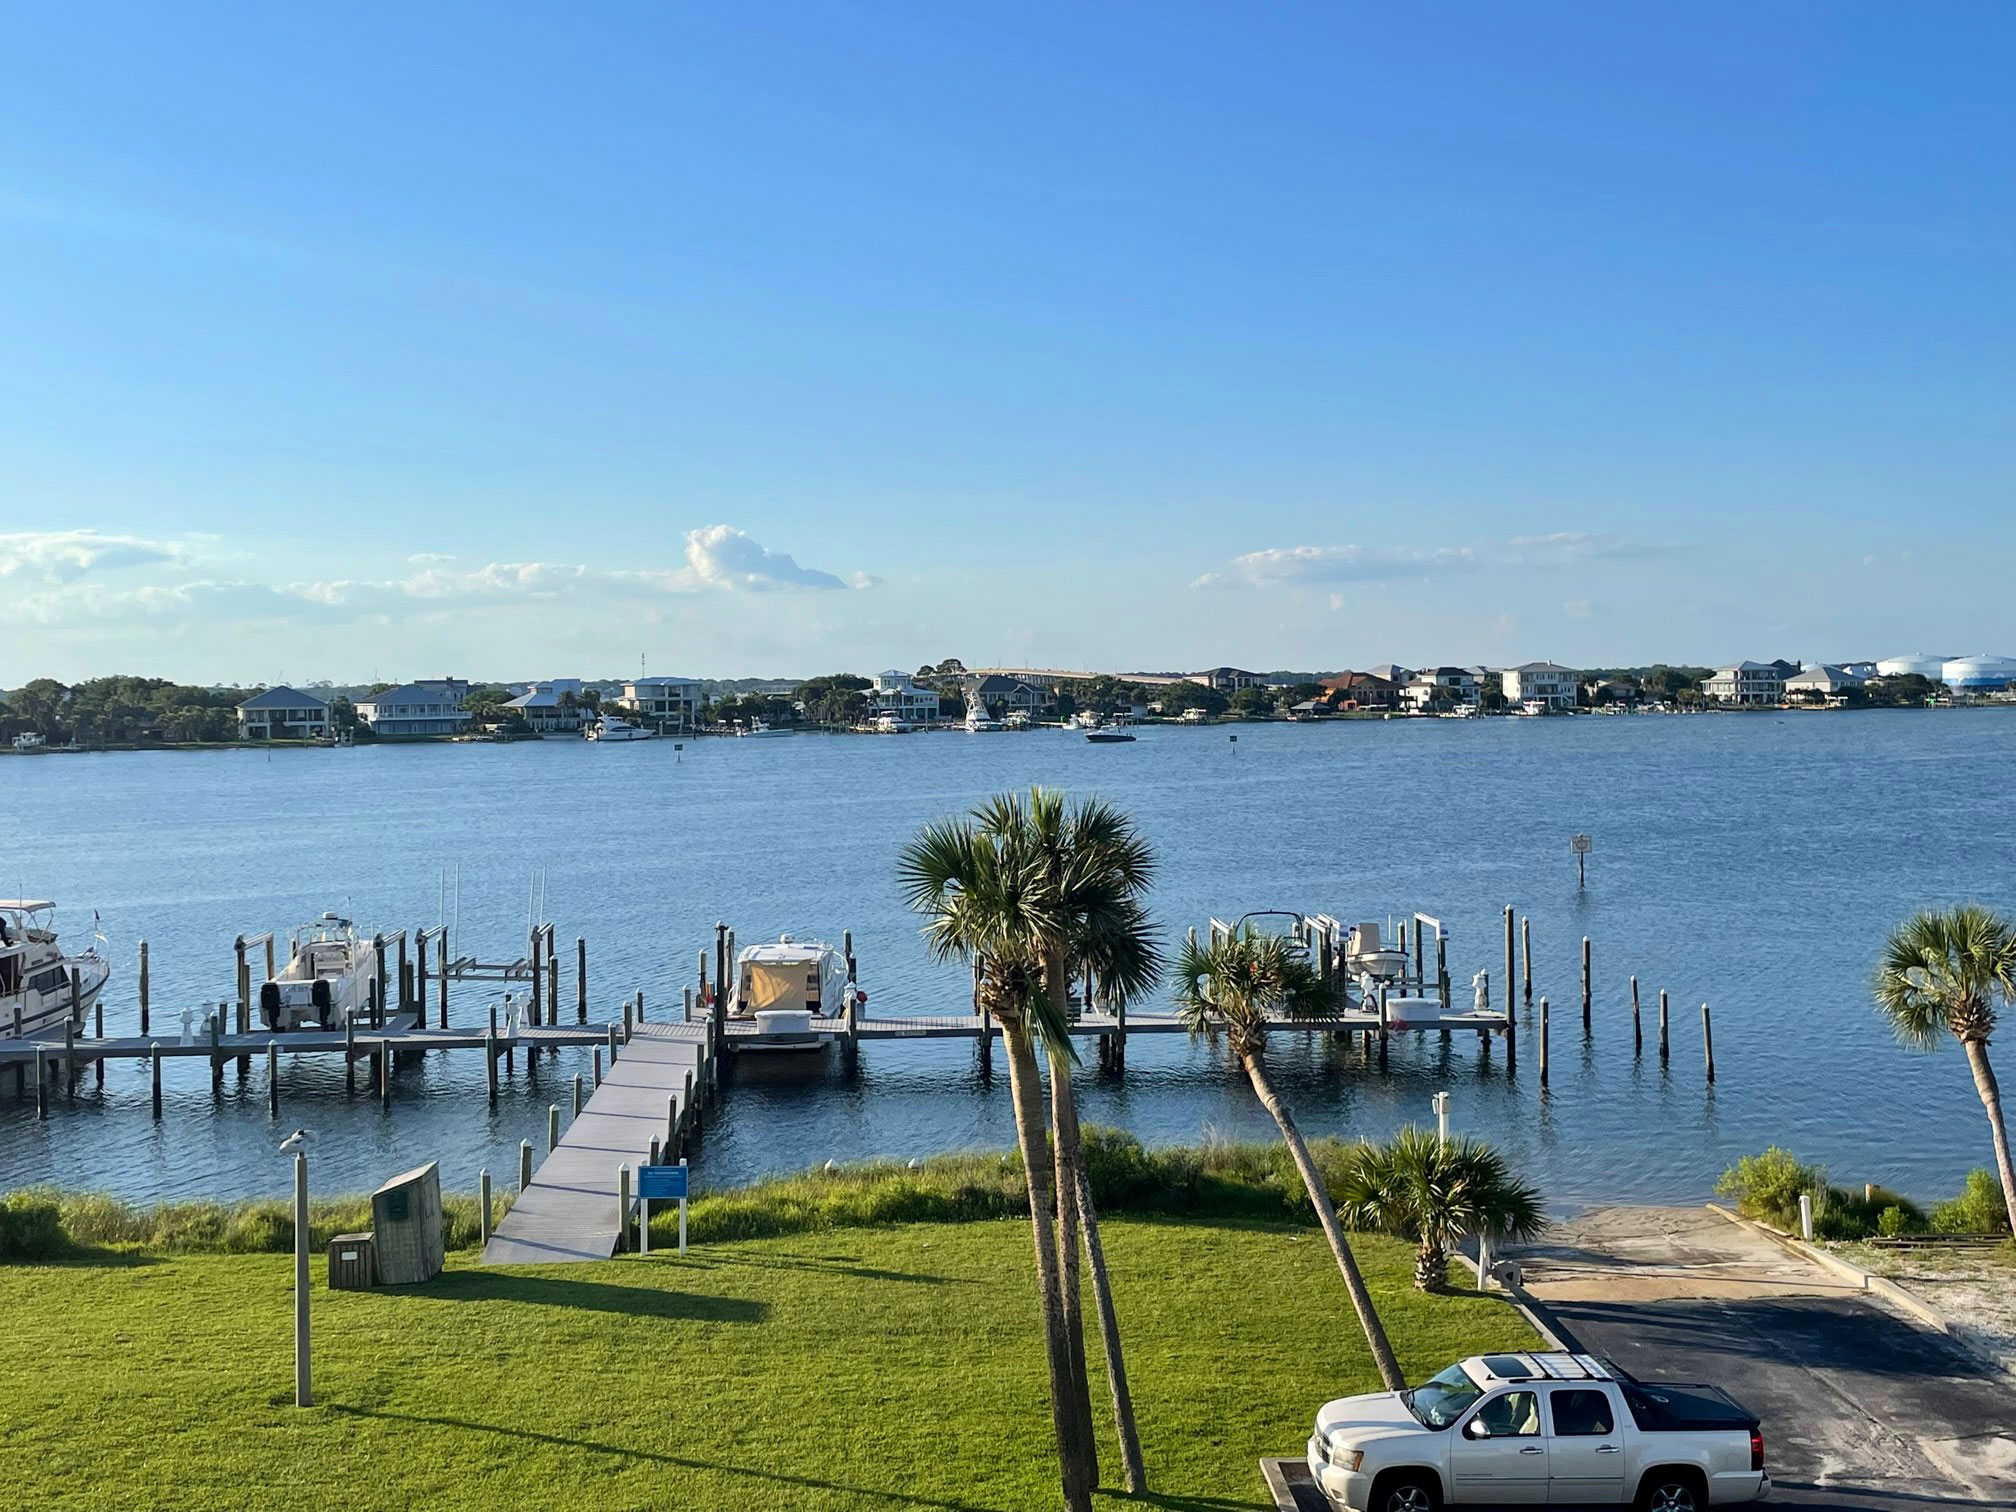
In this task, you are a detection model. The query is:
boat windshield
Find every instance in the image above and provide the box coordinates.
[1402,1364,1481,1428]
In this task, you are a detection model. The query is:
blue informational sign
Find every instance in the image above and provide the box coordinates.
[638,1164,689,1201]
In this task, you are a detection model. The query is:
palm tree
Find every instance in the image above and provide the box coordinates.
[898,805,1101,1510]
[1174,926,1406,1392]
[1874,906,2016,1235]
[1335,1127,1546,1290]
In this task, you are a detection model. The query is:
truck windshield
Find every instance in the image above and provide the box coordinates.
[1403,1364,1481,1428]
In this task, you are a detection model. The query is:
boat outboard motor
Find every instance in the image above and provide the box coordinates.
[260,981,282,1031]
[311,978,334,1029]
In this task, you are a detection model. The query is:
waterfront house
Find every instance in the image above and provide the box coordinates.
[1399,666,1481,712]
[1785,664,1865,705]
[1499,661,1579,710]
[1187,666,1263,693]
[356,683,472,737]
[235,686,331,741]
[1319,671,1399,710]
[504,682,592,735]
[1703,661,1787,706]
[621,675,701,732]
[870,670,941,727]
[1362,663,1413,686]
[965,674,1049,719]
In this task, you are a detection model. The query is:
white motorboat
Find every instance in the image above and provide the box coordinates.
[0,901,110,1039]
[259,913,382,1030]
[11,732,46,752]
[731,935,859,1043]
[964,710,1002,732]
[1343,921,1409,986]
[736,719,794,737]
[872,714,911,733]
[587,714,654,742]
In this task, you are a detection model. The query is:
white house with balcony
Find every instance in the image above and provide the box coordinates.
[1499,662,1579,710]
[356,683,472,737]
[235,686,331,741]
[622,676,701,732]
[1703,661,1787,706]
[1784,664,1864,705]
[870,670,941,729]
[1399,666,1481,712]
[504,682,592,735]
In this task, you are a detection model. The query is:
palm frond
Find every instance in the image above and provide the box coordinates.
[1335,1127,1546,1248]
[1873,905,2011,1050]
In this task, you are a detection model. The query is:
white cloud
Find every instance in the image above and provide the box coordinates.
[0,529,186,583]
[1197,531,1658,589]
[675,524,855,592]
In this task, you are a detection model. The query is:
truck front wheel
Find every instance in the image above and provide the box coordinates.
[1368,1470,1440,1512]
[1636,1469,1707,1512]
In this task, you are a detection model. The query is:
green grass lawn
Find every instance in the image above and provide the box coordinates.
[2,1216,1536,1511]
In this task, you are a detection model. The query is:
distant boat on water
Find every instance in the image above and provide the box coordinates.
[587,715,653,742]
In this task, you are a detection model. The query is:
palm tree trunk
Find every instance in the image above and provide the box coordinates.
[1962,1038,2016,1236]
[1048,1047,1099,1491]
[1075,1161,1147,1493]
[1414,1237,1445,1292]
[1241,1049,1406,1391]
[1004,1021,1094,1512]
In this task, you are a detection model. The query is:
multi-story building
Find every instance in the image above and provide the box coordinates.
[869,670,941,727]
[1187,666,1263,693]
[1500,662,1579,710]
[1399,666,1481,711]
[235,686,331,740]
[1784,664,1864,705]
[966,674,1049,719]
[356,683,472,737]
[1319,671,1399,710]
[622,675,702,732]
[1703,661,1787,706]
[504,682,592,735]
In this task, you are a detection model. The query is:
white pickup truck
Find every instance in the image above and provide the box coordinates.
[1307,1351,1769,1512]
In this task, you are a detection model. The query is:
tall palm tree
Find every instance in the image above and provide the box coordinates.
[899,802,1109,1511]
[1335,1127,1547,1290]
[1874,906,2016,1235]
[1174,926,1406,1392]
[995,788,1159,1495]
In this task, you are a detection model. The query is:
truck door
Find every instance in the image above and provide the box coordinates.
[1544,1386,1627,1503]
[1451,1389,1548,1503]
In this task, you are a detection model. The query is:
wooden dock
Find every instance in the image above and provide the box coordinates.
[482,1024,709,1266]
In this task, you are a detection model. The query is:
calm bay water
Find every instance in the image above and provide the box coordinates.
[3,710,2012,1214]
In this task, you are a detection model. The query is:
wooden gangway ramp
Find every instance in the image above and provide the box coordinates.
[482,1024,706,1266]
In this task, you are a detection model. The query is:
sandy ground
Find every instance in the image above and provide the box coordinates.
[1832,1239,2016,1360]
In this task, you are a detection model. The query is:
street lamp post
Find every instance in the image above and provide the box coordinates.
[278,1128,317,1407]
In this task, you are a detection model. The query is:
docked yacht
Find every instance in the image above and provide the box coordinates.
[258,914,382,1030]
[587,714,654,742]
[964,709,1003,732]
[11,732,46,752]
[0,901,110,1038]
[731,935,858,1046]
[736,719,794,737]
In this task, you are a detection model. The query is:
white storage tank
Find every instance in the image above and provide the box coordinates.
[1941,655,2016,691]
[1875,653,1951,679]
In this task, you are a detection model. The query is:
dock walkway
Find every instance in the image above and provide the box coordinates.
[481,1024,705,1266]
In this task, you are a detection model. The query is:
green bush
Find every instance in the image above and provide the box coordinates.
[1930,1169,2013,1236]
[1876,1205,1910,1238]
[1717,1147,1827,1229]
[0,1191,67,1260]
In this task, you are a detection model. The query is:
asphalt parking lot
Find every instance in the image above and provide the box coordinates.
[1519,1207,2016,1511]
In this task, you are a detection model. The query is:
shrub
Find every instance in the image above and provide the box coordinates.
[1876,1205,1910,1238]
[0,1191,67,1260]
[1930,1169,2013,1236]
[1716,1147,1826,1229]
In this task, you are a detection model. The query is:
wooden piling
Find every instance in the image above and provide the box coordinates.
[1539,997,1550,1089]
[548,1103,560,1153]
[1581,937,1591,1032]
[528,930,544,1027]
[683,986,694,1023]
[1501,908,1513,1014]
[1702,1003,1715,1084]
[1504,1012,1517,1076]
[234,936,249,1031]
[1658,989,1670,1061]
[714,924,728,1022]
[1521,916,1532,1005]
[607,1022,619,1064]
[397,932,409,1011]
[519,1139,533,1192]
[379,1035,389,1108]
[1630,977,1642,1054]
[573,1073,584,1118]
[485,1025,498,1103]
[636,990,645,1023]
[616,1164,630,1252]
[35,1046,48,1119]
[437,930,449,1027]
[94,999,104,1085]
[267,1040,280,1118]
[576,937,587,1023]
[65,1019,76,1095]
[345,1015,356,1093]
[138,939,150,1035]
[547,932,558,1021]
[373,936,388,1025]
[479,1169,492,1246]
[593,1046,603,1087]
[209,1013,223,1092]
[150,1043,162,1118]
[623,1000,634,1042]
[1377,985,1389,1070]
[415,928,428,1013]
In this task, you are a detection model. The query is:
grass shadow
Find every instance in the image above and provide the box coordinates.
[424,1269,767,1322]
[676,1249,973,1286]
[327,1406,1015,1511]
[1,1244,161,1270]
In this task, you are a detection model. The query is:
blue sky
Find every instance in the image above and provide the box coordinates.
[2,3,2009,683]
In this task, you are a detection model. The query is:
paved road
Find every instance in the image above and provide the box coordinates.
[1516,1207,2016,1511]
